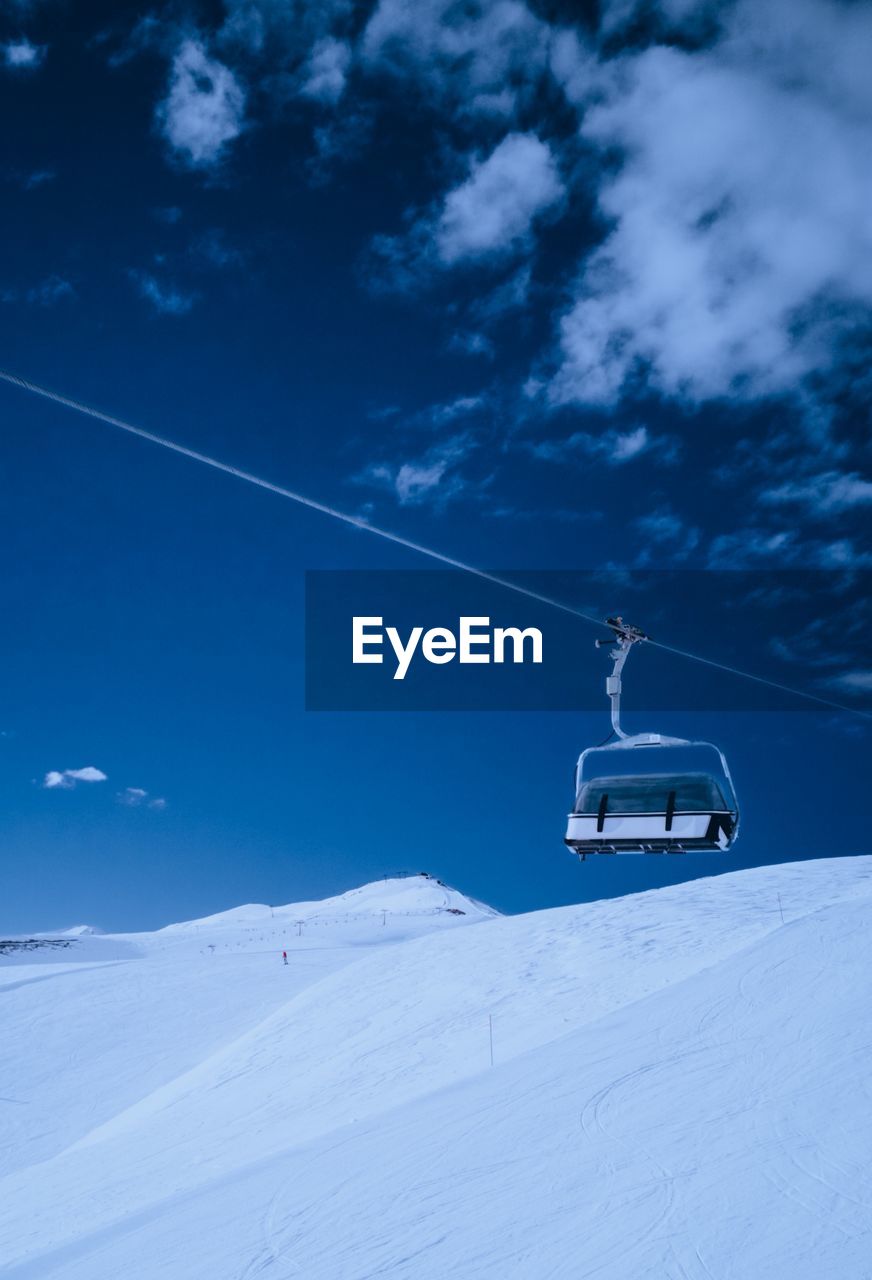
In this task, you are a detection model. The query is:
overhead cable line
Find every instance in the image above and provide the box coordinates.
[1,367,869,723]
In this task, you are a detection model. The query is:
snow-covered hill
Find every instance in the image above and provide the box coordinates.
[2,862,870,1279]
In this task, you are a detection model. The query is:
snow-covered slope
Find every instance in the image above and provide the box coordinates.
[1,861,870,1279]
[0,876,493,1173]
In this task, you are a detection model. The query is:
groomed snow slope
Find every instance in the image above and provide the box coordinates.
[1,861,871,1279]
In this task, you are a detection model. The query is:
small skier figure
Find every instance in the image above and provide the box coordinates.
[282,950,288,965]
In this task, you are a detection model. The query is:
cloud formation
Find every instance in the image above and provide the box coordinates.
[435,134,563,265]
[2,275,74,307]
[300,36,351,104]
[130,0,872,442]
[634,506,701,563]
[360,434,476,507]
[20,168,56,189]
[131,271,196,315]
[707,528,870,570]
[760,471,872,517]
[103,0,871,560]
[131,0,872,437]
[118,786,167,810]
[158,39,246,168]
[550,0,872,411]
[28,275,74,305]
[362,0,550,119]
[43,766,107,790]
[368,133,563,291]
[828,671,872,694]
[530,424,678,468]
[3,39,45,69]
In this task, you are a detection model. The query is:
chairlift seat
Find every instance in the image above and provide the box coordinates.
[566,621,740,858]
[575,772,727,815]
[565,748,738,856]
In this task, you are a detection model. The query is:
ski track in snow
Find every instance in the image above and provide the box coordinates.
[1,864,871,1279]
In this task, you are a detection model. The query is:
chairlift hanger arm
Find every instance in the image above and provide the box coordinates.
[594,616,648,740]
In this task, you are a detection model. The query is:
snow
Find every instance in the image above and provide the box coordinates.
[1,862,871,1278]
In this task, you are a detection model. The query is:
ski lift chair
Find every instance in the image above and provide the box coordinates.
[565,619,740,858]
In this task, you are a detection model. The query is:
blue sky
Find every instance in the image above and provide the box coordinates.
[1,0,870,932]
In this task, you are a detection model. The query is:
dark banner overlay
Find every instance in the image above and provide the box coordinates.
[305,570,871,713]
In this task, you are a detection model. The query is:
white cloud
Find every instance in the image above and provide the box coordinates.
[118,786,167,809]
[601,0,720,39]
[394,459,451,504]
[131,271,196,315]
[191,229,244,269]
[768,606,870,671]
[306,103,375,186]
[425,395,485,425]
[634,506,701,561]
[531,424,678,467]
[218,0,352,60]
[813,539,872,569]
[362,0,550,119]
[707,529,801,568]
[118,0,872,550]
[436,134,564,265]
[707,527,871,569]
[760,470,872,516]
[21,168,55,189]
[119,0,872,467]
[636,507,694,541]
[158,39,246,169]
[301,36,351,105]
[549,0,872,412]
[2,275,75,307]
[367,135,563,293]
[549,28,597,105]
[610,426,652,462]
[367,394,485,430]
[449,330,495,359]
[828,670,872,693]
[3,39,45,69]
[64,766,106,784]
[43,766,107,790]
[360,435,475,507]
[470,264,532,321]
[26,275,74,306]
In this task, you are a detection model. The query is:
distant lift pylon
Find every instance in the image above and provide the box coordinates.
[565,618,739,859]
